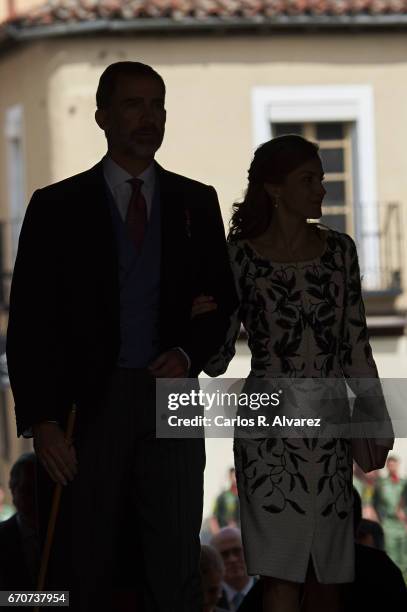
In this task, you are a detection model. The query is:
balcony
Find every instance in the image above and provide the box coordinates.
[356,202,403,297]
[355,203,405,331]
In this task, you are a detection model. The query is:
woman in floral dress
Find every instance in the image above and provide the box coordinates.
[196,135,389,612]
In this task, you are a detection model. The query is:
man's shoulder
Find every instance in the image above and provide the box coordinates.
[355,542,406,581]
[157,164,213,194]
[34,162,102,199]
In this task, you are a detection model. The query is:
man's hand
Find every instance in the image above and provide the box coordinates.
[191,294,217,319]
[33,421,78,486]
[149,349,189,378]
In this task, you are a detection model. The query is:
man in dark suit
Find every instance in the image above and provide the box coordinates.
[0,453,39,592]
[6,62,237,612]
[210,528,256,611]
[200,545,228,612]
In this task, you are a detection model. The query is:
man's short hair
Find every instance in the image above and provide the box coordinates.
[200,544,224,577]
[96,61,166,110]
[357,518,385,550]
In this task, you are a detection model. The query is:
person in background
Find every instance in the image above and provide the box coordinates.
[200,545,228,612]
[350,487,407,611]
[0,452,39,590]
[210,528,256,611]
[352,463,380,521]
[210,468,240,534]
[373,455,407,573]
[356,518,385,550]
[0,482,14,522]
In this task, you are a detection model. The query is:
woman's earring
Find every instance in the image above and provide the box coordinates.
[274,194,280,209]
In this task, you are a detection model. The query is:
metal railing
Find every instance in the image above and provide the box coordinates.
[356,202,403,295]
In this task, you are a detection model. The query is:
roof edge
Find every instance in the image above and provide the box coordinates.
[4,14,407,42]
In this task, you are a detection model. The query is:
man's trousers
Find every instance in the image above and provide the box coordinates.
[36,369,205,611]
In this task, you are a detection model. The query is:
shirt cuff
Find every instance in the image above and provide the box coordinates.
[23,420,59,438]
[174,347,191,373]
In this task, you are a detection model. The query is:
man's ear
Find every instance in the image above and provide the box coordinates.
[95,108,108,131]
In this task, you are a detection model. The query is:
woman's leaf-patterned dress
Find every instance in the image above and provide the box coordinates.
[205,229,379,584]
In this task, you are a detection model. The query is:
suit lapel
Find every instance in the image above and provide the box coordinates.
[78,159,186,308]
[74,160,190,347]
[71,161,120,311]
[155,162,192,342]
[85,159,186,279]
[155,162,190,293]
[79,160,118,262]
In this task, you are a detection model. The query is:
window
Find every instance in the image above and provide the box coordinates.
[3,105,26,308]
[5,105,26,264]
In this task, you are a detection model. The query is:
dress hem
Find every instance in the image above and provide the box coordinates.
[246,567,355,585]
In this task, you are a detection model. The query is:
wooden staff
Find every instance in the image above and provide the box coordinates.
[34,405,77,611]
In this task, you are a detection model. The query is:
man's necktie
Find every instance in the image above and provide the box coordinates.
[126,177,147,252]
[232,591,244,610]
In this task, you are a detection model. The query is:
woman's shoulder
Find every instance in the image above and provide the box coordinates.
[227,227,358,263]
[227,238,249,260]
[319,225,357,253]
[226,238,265,276]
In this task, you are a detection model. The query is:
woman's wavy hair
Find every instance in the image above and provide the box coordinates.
[229,135,320,241]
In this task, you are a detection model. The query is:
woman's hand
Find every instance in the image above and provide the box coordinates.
[191,294,218,319]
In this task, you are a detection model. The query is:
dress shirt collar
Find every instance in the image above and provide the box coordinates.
[223,577,255,607]
[102,154,156,192]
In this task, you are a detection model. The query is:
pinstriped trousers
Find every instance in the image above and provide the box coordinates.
[37,369,205,611]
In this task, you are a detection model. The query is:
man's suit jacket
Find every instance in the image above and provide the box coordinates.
[0,514,33,589]
[217,578,258,611]
[6,160,238,437]
[233,545,407,611]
